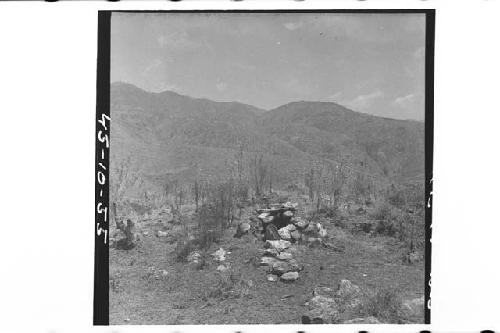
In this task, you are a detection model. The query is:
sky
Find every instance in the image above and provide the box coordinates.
[111,12,426,121]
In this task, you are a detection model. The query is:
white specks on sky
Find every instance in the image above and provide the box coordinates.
[111,12,426,120]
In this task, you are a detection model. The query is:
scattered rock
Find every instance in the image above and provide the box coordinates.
[217,265,229,272]
[187,251,202,264]
[343,316,381,324]
[317,223,327,238]
[265,239,291,252]
[280,271,299,282]
[212,248,228,262]
[157,230,167,237]
[161,269,168,277]
[267,274,278,282]
[142,231,149,236]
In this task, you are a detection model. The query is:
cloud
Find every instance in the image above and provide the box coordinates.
[142,59,162,76]
[392,92,423,110]
[284,21,304,31]
[216,82,227,92]
[345,90,384,111]
[157,30,200,52]
[328,91,344,101]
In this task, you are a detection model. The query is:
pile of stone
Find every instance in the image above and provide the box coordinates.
[249,202,330,283]
[258,240,303,282]
[253,202,328,247]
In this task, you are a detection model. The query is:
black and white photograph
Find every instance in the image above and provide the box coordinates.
[105,11,432,325]
[6,0,500,332]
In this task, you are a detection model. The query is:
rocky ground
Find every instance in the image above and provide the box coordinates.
[109,199,425,325]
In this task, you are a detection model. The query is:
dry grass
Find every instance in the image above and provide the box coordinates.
[109,198,425,324]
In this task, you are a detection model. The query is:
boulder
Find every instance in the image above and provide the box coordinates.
[283,210,294,218]
[302,295,340,324]
[265,239,291,252]
[280,271,299,282]
[278,226,292,240]
[343,316,381,324]
[335,279,362,309]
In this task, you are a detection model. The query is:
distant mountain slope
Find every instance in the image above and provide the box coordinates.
[260,101,425,180]
[110,82,424,196]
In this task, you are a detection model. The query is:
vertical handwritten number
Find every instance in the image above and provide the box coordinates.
[97,171,106,185]
[97,113,110,246]
[97,202,108,222]
[97,130,109,148]
[98,114,110,131]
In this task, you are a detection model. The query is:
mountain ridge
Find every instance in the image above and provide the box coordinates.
[110,82,424,198]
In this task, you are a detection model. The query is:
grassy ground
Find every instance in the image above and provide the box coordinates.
[109,201,424,325]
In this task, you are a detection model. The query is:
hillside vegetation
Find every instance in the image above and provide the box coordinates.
[109,82,426,324]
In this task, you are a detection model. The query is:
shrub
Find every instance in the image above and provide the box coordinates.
[370,202,393,221]
[196,180,237,249]
[317,205,338,218]
[375,219,397,237]
[174,236,192,262]
[361,288,407,323]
